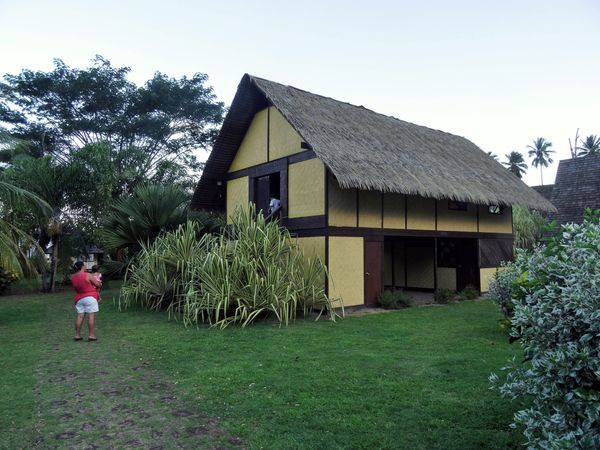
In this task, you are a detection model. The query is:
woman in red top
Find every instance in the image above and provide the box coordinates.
[72,261,102,341]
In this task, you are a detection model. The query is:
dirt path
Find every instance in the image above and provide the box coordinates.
[32,304,244,450]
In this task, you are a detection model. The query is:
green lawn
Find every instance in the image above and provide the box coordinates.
[0,287,523,449]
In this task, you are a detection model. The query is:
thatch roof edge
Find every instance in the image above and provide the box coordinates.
[192,74,557,213]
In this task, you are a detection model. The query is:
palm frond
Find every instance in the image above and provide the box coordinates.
[0,181,52,217]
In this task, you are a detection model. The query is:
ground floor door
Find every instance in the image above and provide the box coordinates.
[455,239,479,291]
[364,239,383,306]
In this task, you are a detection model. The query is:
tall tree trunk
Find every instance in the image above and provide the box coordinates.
[38,232,52,292]
[540,166,544,186]
[49,234,59,292]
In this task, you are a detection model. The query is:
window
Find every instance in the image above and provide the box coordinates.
[488,205,503,215]
[448,200,468,211]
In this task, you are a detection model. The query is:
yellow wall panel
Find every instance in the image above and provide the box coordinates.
[268,107,303,160]
[328,175,357,227]
[383,193,406,229]
[226,177,249,223]
[296,237,326,293]
[406,195,436,230]
[437,200,477,232]
[479,206,513,233]
[229,109,268,172]
[480,267,499,292]
[328,237,364,307]
[406,246,434,288]
[437,267,457,291]
[288,159,325,218]
[358,190,382,228]
[296,236,326,263]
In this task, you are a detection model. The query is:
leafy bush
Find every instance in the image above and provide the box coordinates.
[457,284,479,301]
[5,276,42,295]
[377,290,412,309]
[490,212,600,449]
[121,205,342,328]
[187,209,226,234]
[512,206,547,250]
[434,288,454,304]
[0,267,18,295]
[488,261,520,319]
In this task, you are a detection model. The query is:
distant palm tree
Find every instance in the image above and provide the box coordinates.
[503,151,528,179]
[576,134,600,157]
[527,137,554,185]
[486,151,499,161]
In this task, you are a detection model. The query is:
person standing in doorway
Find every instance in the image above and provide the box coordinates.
[71,261,102,341]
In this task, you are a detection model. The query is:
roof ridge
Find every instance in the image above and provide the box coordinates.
[247,74,470,143]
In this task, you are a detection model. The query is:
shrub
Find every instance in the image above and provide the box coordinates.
[377,290,412,309]
[434,288,454,304]
[457,284,479,301]
[121,205,342,328]
[490,211,600,449]
[0,267,18,295]
[488,261,520,319]
[5,276,42,295]
[512,205,547,250]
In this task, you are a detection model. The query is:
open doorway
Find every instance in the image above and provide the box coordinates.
[254,172,280,217]
[437,238,479,291]
[384,237,435,291]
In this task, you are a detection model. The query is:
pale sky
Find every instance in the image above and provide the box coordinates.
[1,0,599,186]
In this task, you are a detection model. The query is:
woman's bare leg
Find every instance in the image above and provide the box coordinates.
[75,313,85,339]
[87,313,96,339]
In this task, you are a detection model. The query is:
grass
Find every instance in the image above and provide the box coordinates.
[0,287,524,449]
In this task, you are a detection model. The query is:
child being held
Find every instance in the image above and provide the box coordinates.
[90,265,102,302]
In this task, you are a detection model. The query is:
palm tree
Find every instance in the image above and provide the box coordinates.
[576,134,600,157]
[0,181,51,276]
[4,156,77,291]
[101,184,189,251]
[527,137,554,185]
[0,130,52,276]
[502,151,528,179]
[486,151,499,161]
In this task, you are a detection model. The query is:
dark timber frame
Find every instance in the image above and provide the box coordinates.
[228,150,513,299]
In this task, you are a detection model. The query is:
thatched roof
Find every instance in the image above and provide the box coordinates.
[192,74,556,212]
[532,154,600,225]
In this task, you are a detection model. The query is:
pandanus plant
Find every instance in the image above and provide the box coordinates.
[121,203,342,328]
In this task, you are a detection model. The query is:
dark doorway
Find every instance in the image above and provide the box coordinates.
[364,239,383,306]
[254,172,280,216]
[456,239,478,291]
[438,238,479,291]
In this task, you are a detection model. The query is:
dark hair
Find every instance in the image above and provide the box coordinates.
[91,265,99,273]
[73,261,85,271]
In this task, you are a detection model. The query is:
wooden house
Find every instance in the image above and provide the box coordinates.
[191,75,556,307]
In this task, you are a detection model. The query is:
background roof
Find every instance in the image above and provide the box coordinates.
[533,154,600,225]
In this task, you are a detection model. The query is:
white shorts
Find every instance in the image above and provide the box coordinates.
[75,296,99,314]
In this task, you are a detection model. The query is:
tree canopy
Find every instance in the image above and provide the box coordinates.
[0,57,226,291]
[0,56,225,190]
